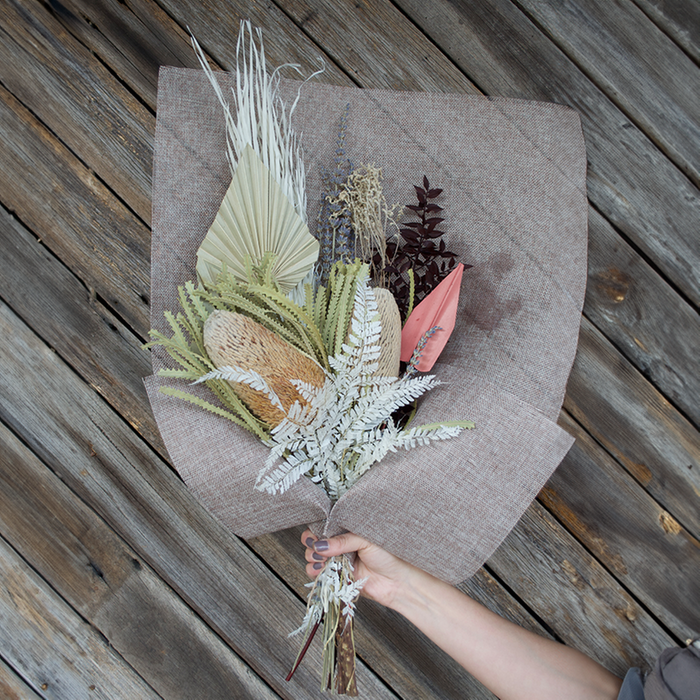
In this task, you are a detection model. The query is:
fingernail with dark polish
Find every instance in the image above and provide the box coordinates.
[313,562,323,570]
[314,540,329,552]
[312,552,324,561]
[305,537,315,548]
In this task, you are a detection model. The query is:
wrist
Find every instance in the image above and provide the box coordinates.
[388,564,446,619]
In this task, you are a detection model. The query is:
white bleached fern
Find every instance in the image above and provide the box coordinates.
[194,365,285,412]
[255,271,474,500]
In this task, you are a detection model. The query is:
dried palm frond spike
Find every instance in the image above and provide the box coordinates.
[203,310,326,427]
[192,22,308,221]
[373,288,401,378]
[192,23,321,301]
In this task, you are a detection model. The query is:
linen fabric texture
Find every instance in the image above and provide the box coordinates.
[145,67,588,584]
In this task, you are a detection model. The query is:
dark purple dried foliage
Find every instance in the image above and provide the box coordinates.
[376,176,467,321]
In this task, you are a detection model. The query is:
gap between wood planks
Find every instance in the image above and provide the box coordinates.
[0,654,44,700]
[2,0,696,576]
[629,0,700,66]
[34,0,700,312]
[0,418,282,700]
[506,0,700,189]
[6,0,697,434]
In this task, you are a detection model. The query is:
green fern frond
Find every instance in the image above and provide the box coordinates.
[332,271,355,356]
[197,281,328,369]
[163,310,191,350]
[317,260,366,356]
[247,283,326,364]
[178,287,201,343]
[304,283,315,321]
[321,266,340,350]
[314,284,328,331]
[188,280,210,322]
[146,278,272,440]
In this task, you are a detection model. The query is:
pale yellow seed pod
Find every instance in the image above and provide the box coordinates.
[203,310,326,427]
[372,288,402,378]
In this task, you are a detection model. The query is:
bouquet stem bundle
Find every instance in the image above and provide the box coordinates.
[289,554,360,695]
[148,261,471,693]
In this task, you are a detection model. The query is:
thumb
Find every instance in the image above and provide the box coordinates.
[314,532,370,557]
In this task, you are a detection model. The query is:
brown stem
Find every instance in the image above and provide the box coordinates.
[285,618,322,682]
[334,615,358,696]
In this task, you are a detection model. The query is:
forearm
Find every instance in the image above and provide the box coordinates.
[389,567,622,700]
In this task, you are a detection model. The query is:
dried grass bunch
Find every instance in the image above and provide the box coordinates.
[326,164,402,284]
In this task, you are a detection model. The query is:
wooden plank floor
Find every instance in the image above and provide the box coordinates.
[1,0,698,697]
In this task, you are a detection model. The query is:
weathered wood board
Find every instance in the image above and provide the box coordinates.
[0,656,43,700]
[0,81,151,337]
[0,421,280,700]
[394,0,700,306]
[514,0,700,186]
[0,535,161,699]
[0,301,397,699]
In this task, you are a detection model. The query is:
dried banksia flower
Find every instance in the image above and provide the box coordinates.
[373,288,401,378]
[203,310,326,427]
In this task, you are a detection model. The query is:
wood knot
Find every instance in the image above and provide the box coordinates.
[658,510,682,535]
[595,267,630,303]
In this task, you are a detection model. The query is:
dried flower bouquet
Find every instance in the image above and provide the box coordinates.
[146,22,473,695]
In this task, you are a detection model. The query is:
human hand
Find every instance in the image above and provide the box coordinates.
[301,532,622,700]
[300,529,419,609]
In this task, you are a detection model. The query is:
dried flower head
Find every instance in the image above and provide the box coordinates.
[203,310,326,427]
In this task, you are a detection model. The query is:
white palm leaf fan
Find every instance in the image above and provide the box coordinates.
[192,23,320,296]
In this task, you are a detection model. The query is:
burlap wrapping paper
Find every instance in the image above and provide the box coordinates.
[145,66,587,584]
